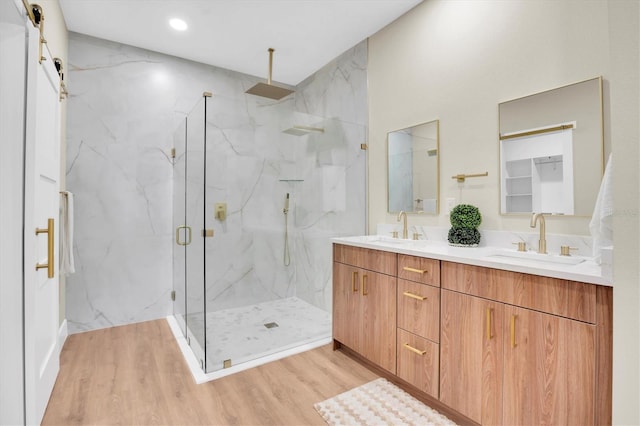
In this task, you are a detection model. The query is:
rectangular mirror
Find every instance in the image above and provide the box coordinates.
[499,77,603,215]
[388,120,439,214]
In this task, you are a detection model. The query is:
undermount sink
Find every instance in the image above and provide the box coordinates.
[488,249,586,265]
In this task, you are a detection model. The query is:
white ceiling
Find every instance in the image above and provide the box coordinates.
[58,0,422,86]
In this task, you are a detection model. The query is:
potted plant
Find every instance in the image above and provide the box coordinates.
[448,204,482,246]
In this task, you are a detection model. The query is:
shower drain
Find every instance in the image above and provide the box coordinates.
[263,322,279,329]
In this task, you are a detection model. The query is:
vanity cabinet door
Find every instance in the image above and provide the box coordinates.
[503,305,596,426]
[440,289,503,425]
[360,269,397,373]
[332,262,362,353]
[333,261,397,373]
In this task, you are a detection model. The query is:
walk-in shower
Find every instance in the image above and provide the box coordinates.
[170,91,365,379]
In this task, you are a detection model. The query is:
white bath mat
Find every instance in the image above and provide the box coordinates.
[314,378,457,426]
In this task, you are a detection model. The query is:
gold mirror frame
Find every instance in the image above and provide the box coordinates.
[498,77,604,216]
[387,119,440,215]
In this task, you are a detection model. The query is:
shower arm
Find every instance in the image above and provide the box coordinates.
[267,48,274,85]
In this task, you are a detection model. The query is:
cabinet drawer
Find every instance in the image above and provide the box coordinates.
[397,329,439,398]
[397,254,440,286]
[441,261,596,323]
[333,244,397,275]
[397,279,440,342]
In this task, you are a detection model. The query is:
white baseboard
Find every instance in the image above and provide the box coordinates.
[57,319,68,351]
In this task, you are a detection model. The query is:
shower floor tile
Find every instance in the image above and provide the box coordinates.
[186,297,331,373]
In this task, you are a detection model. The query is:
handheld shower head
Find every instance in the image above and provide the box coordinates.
[283,193,290,214]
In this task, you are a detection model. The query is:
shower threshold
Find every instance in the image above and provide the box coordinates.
[167,297,332,383]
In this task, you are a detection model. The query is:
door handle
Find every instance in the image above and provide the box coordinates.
[511,314,517,348]
[175,225,192,246]
[35,218,54,278]
[361,274,368,296]
[351,271,358,292]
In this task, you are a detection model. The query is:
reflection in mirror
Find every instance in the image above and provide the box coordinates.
[499,77,603,215]
[388,120,439,214]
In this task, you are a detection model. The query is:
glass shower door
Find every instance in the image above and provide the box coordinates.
[184,97,208,370]
[172,118,187,336]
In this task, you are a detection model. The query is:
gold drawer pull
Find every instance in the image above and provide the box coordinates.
[511,314,517,348]
[486,307,493,340]
[351,271,358,292]
[403,343,426,356]
[403,266,426,274]
[403,291,427,301]
[361,274,368,296]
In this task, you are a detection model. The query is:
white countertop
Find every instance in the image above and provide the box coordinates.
[332,235,612,287]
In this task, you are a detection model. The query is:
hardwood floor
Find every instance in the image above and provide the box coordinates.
[41,319,379,425]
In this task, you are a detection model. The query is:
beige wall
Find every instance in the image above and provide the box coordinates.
[608,1,640,424]
[368,0,639,422]
[369,0,610,235]
[34,0,68,325]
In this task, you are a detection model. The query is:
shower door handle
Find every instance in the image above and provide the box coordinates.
[175,225,192,246]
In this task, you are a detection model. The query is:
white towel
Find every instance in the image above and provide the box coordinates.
[589,154,613,264]
[59,191,75,275]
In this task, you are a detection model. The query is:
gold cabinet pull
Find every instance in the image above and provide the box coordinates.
[351,271,358,293]
[403,343,426,356]
[403,291,427,301]
[35,218,54,278]
[403,266,426,274]
[175,225,192,246]
[486,307,492,340]
[511,314,517,348]
[361,274,368,296]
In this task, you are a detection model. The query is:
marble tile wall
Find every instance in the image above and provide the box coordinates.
[66,33,367,333]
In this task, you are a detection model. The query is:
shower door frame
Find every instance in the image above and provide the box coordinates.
[173,94,209,372]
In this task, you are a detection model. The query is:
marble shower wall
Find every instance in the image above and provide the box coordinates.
[290,42,368,309]
[66,33,367,333]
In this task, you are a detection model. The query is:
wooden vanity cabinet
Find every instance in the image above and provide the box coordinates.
[332,246,612,425]
[440,261,603,426]
[333,245,397,373]
[396,255,441,398]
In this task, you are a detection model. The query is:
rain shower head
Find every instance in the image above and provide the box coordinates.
[245,48,294,100]
[282,125,325,136]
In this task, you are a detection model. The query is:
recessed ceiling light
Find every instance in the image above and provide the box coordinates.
[169,18,188,31]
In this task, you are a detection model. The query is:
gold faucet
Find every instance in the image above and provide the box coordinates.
[530,213,547,254]
[397,211,408,239]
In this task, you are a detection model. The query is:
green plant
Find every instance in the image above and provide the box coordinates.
[448,204,482,245]
[450,204,482,229]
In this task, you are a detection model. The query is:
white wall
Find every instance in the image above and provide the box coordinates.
[368,0,639,422]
